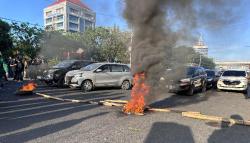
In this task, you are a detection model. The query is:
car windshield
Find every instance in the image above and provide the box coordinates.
[206,71,215,77]
[186,67,195,76]
[53,60,75,68]
[222,70,246,77]
[82,63,102,71]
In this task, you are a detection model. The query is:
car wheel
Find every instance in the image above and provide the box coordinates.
[121,80,131,90]
[201,82,207,93]
[57,78,65,88]
[187,85,194,96]
[45,81,53,86]
[81,80,93,92]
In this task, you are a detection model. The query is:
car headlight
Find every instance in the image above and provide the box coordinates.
[180,78,190,83]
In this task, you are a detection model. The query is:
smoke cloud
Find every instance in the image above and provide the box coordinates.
[123,0,241,104]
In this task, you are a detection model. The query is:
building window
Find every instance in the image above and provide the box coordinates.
[46,18,52,24]
[85,20,93,29]
[57,22,63,28]
[56,7,64,14]
[69,22,78,30]
[46,11,52,16]
[69,15,79,22]
[70,8,79,15]
[57,15,63,21]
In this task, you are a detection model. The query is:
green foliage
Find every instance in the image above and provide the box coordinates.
[11,22,43,59]
[0,19,12,58]
[83,27,129,63]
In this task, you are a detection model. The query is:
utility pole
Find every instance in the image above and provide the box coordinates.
[199,54,202,66]
[129,28,133,66]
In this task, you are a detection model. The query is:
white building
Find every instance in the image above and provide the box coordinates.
[215,61,250,71]
[193,36,208,56]
[44,0,95,32]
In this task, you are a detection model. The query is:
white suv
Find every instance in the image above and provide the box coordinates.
[68,63,132,92]
[217,70,249,92]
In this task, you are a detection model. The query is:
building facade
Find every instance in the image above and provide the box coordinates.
[215,61,250,71]
[44,0,95,32]
[193,36,208,56]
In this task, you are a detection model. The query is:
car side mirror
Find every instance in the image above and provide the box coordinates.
[95,69,102,73]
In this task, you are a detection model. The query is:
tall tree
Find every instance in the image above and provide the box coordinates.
[11,22,43,59]
[0,19,12,58]
[83,27,130,63]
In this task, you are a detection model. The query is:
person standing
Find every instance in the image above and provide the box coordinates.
[15,58,23,82]
[10,57,16,80]
[23,58,28,79]
[0,53,5,87]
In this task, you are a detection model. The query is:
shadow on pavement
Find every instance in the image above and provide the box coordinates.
[144,122,195,143]
[208,115,250,143]
[0,112,108,143]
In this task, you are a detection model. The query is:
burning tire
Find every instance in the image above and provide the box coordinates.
[121,80,131,90]
[81,80,93,92]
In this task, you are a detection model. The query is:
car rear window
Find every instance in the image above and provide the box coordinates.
[222,71,246,77]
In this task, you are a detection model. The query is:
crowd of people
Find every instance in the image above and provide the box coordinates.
[0,52,47,88]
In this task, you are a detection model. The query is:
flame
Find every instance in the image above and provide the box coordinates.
[123,73,150,114]
[20,82,37,92]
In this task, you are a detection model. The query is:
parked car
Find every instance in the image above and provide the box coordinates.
[205,69,219,88]
[41,60,94,87]
[69,63,133,92]
[217,69,248,93]
[168,66,207,96]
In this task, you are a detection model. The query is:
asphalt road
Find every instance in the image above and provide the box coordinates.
[0,81,250,143]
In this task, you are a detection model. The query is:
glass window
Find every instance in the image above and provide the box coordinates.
[46,18,52,23]
[206,70,215,77]
[46,11,52,16]
[70,8,79,14]
[69,15,79,22]
[123,65,130,72]
[53,60,75,68]
[111,65,123,72]
[56,8,63,14]
[57,22,63,28]
[69,22,78,29]
[57,15,63,21]
[82,63,102,71]
[98,65,110,72]
[222,70,246,77]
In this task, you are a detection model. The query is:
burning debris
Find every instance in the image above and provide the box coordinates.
[122,0,241,115]
[123,73,149,115]
[16,82,37,95]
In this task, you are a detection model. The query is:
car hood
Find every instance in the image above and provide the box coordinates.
[67,70,93,76]
[220,76,247,81]
[66,70,82,76]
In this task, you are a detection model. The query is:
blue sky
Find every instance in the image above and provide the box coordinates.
[0,0,250,61]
